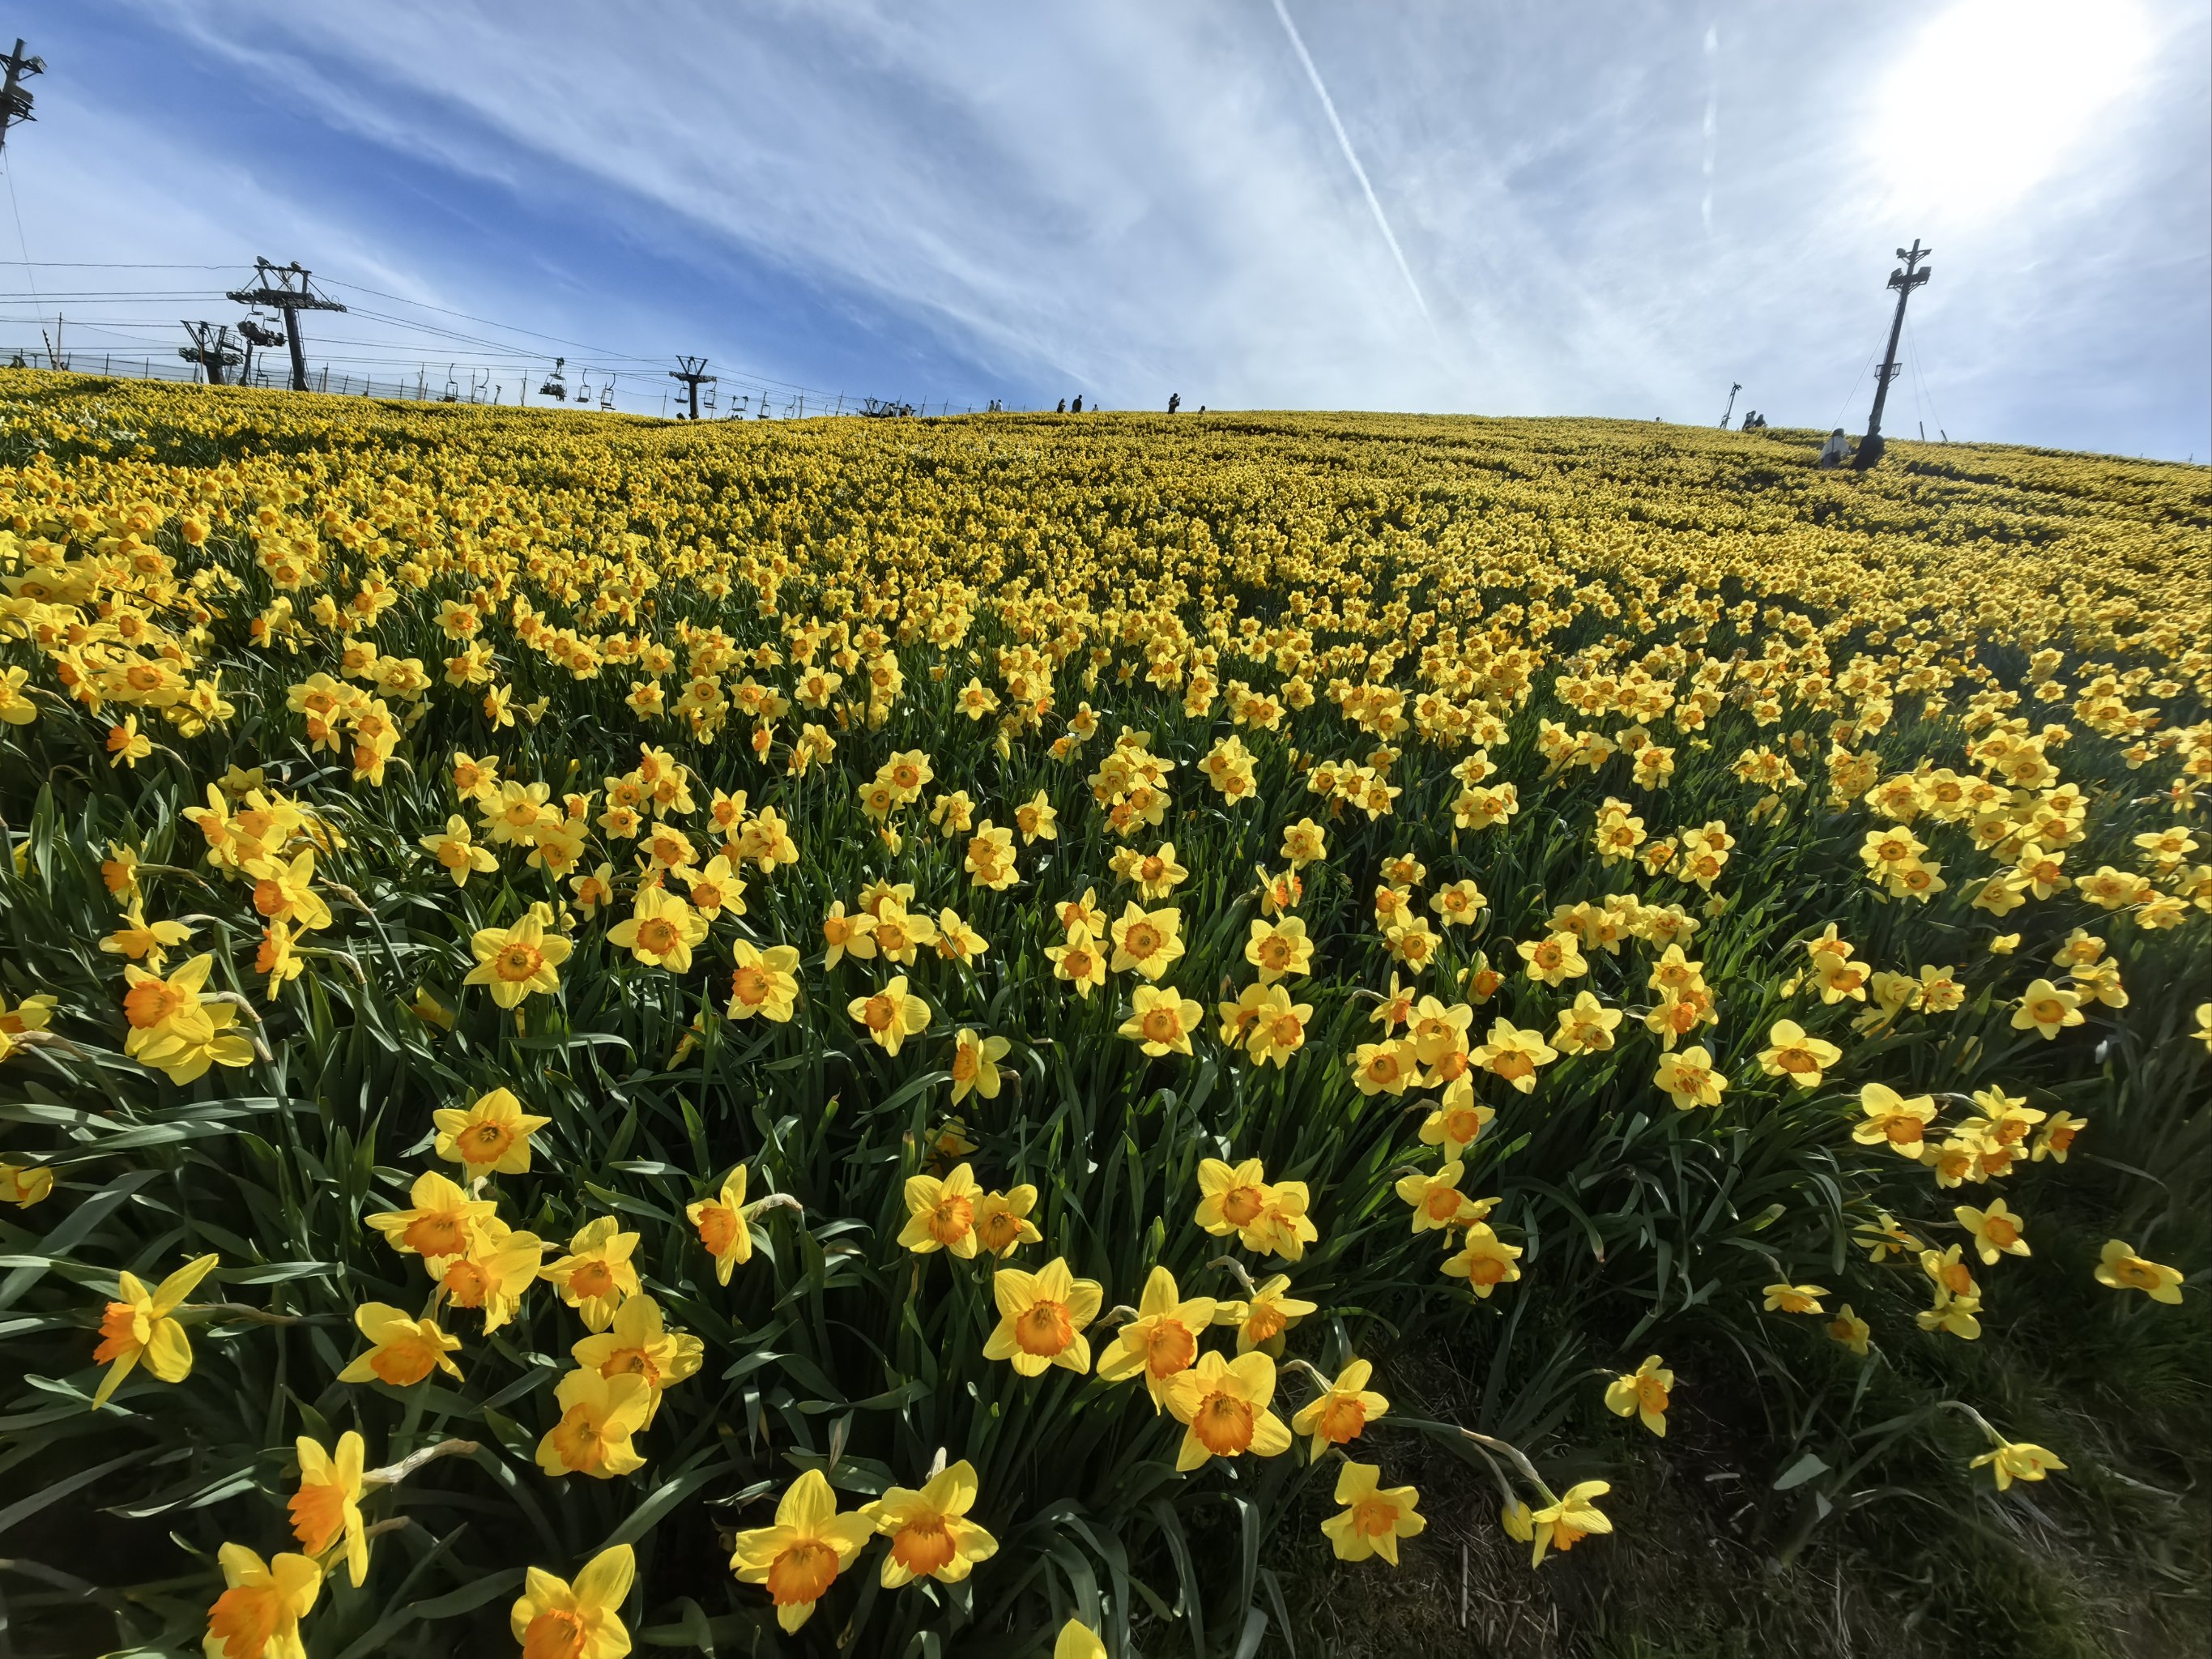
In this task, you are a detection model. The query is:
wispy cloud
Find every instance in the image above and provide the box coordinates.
[2,0,2204,454]
[1268,0,1429,325]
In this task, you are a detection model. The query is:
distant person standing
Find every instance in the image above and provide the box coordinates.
[1818,429,1849,468]
[1056,398,1066,413]
[1168,393,1181,413]
[1072,395,1084,412]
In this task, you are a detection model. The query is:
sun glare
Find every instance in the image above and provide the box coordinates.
[1877,0,2152,218]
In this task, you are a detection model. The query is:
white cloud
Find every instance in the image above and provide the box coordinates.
[6,0,2205,452]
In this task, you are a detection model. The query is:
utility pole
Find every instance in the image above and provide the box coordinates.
[178,322,242,386]
[1856,237,1930,470]
[0,39,44,155]
[668,356,714,420]
[1719,381,1741,429]
[225,258,346,392]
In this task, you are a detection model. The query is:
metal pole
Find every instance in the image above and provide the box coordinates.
[285,305,309,392]
[1860,238,1929,469]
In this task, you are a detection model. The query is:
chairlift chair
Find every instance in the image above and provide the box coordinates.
[599,377,616,411]
[575,371,595,406]
[701,384,716,416]
[539,356,568,401]
[441,365,459,403]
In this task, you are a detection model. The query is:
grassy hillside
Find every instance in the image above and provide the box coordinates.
[0,373,2206,1657]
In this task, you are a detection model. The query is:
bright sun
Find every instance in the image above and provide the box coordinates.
[1877,0,2153,218]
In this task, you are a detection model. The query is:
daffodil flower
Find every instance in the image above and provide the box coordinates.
[92,1252,219,1407]
[730,1468,875,1633]
[863,1460,1000,1587]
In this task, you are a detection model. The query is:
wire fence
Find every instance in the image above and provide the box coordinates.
[0,348,996,419]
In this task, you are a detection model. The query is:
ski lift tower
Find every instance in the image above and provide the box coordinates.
[669,356,715,421]
[0,38,45,154]
[224,258,347,392]
[1854,239,1931,471]
[178,322,244,385]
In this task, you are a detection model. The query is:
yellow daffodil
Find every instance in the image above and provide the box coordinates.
[570,1294,703,1427]
[1046,924,1109,997]
[0,1161,54,1206]
[1290,1358,1390,1459]
[337,1303,463,1388]
[688,1166,755,1283]
[727,940,802,1021]
[203,1543,321,1659]
[2094,1239,2185,1303]
[730,1468,876,1633]
[1419,1090,1496,1158]
[607,885,710,973]
[975,1185,1042,1256]
[1395,1161,1480,1234]
[847,975,931,1055]
[1163,1349,1292,1470]
[97,898,194,968]
[1756,1019,1843,1089]
[1119,985,1201,1056]
[1245,915,1314,983]
[1519,1480,1613,1565]
[418,815,499,886]
[1108,902,1185,980]
[91,1252,219,1407]
[864,1460,1000,1587]
[1471,1018,1557,1093]
[1196,1157,1272,1241]
[1603,1354,1673,1435]
[1762,1282,1827,1315]
[983,1257,1102,1376]
[509,1544,634,1659]
[1826,1304,1872,1355]
[436,1224,546,1333]
[364,1170,497,1273]
[2012,978,2085,1039]
[1238,983,1311,1068]
[1954,1198,2031,1265]
[949,1029,1011,1103]
[1653,1044,1726,1109]
[465,913,572,1008]
[1442,1224,1523,1297]
[541,1216,642,1331]
[431,1086,551,1177]
[535,1367,651,1478]
[1853,1082,1937,1154]
[288,1431,368,1586]
[1320,1461,1426,1564]
[1970,1438,2065,1491]
[900,1162,982,1257]
[1096,1265,1218,1407]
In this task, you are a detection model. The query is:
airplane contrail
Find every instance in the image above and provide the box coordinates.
[1270,0,1430,322]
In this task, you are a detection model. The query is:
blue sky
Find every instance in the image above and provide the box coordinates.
[3,1,2206,456]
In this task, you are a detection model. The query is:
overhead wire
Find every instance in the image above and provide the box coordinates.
[1903,312,1945,442]
[0,258,969,415]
